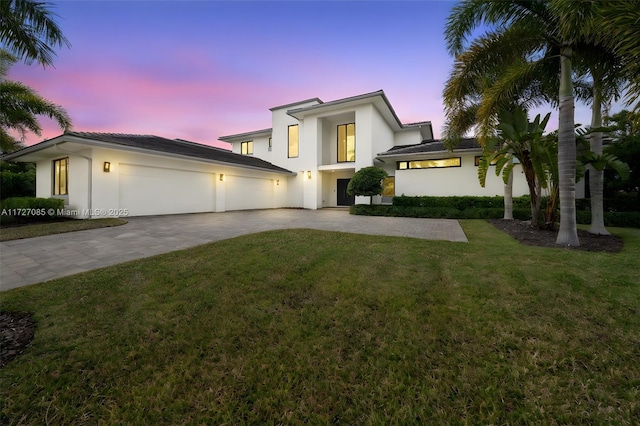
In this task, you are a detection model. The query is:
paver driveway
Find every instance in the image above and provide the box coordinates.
[0,209,467,291]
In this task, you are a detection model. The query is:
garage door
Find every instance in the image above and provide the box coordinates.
[119,164,214,216]
[224,176,273,211]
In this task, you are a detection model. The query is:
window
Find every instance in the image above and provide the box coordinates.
[288,125,299,158]
[474,156,498,166]
[268,137,272,152]
[53,157,69,195]
[382,176,395,197]
[397,157,461,170]
[337,123,355,162]
[241,141,253,155]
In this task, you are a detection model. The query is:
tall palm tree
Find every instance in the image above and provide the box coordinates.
[0,50,71,152]
[445,0,594,246]
[0,0,70,67]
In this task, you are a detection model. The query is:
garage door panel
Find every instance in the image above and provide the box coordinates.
[225,176,273,211]
[119,164,214,216]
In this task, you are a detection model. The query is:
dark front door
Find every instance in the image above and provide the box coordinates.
[337,178,355,206]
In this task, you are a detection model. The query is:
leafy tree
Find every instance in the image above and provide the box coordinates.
[0,0,70,67]
[478,108,552,226]
[0,160,35,198]
[1,51,71,152]
[347,167,388,205]
[601,110,640,197]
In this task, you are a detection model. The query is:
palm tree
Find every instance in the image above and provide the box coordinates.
[0,50,71,152]
[0,0,70,67]
[587,1,640,117]
[445,0,602,246]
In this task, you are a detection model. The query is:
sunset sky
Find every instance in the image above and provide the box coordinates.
[10,0,605,149]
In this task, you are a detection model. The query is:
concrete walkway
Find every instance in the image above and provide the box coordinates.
[0,209,467,291]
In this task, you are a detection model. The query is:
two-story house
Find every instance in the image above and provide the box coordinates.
[1,90,533,218]
[219,90,530,209]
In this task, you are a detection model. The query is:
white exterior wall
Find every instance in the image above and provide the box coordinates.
[34,145,290,218]
[393,129,423,147]
[395,153,529,197]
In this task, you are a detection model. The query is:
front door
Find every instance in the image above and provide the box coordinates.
[337,179,355,206]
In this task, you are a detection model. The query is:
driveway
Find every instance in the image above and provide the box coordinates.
[0,209,467,291]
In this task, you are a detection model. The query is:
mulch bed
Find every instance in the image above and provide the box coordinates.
[0,311,35,368]
[488,219,624,252]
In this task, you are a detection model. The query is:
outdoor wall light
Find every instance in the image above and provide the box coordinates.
[103,162,111,173]
[276,179,280,186]
[307,171,311,179]
[219,173,225,182]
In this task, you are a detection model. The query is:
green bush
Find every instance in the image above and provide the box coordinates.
[351,196,639,228]
[392,195,532,210]
[0,163,36,199]
[575,211,640,228]
[0,197,65,225]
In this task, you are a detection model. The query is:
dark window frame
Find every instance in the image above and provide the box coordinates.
[241,140,254,155]
[337,123,356,163]
[397,157,462,170]
[53,157,69,195]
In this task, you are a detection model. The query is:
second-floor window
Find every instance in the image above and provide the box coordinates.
[53,157,69,195]
[241,141,253,155]
[337,123,355,162]
[288,125,299,158]
[268,137,272,151]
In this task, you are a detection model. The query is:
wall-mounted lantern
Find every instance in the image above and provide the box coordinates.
[276,179,280,186]
[103,162,111,173]
[307,170,311,179]
[219,173,225,182]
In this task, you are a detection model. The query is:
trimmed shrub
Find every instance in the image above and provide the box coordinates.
[0,197,65,225]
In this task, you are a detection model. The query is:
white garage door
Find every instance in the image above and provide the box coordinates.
[119,164,214,216]
[224,176,273,211]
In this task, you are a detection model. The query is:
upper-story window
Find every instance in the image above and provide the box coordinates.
[288,125,299,158]
[337,123,355,162]
[53,157,69,195]
[241,141,253,155]
[268,137,272,152]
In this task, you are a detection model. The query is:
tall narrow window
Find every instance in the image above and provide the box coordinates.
[241,141,253,155]
[288,125,299,158]
[337,123,355,162]
[53,157,69,195]
[268,137,272,151]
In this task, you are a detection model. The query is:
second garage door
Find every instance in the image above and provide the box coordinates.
[119,164,214,216]
[224,176,274,211]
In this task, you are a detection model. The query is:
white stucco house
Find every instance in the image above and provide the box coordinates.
[2,90,532,218]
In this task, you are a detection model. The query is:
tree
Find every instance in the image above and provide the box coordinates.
[444,0,631,246]
[601,110,640,197]
[1,50,71,153]
[0,0,70,67]
[478,107,552,226]
[347,167,388,205]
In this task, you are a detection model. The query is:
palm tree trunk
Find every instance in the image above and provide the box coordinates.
[503,166,514,220]
[556,45,580,246]
[588,81,609,235]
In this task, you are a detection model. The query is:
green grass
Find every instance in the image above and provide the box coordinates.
[1,221,639,424]
[0,218,128,241]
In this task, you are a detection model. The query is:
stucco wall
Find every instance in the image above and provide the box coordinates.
[395,153,530,197]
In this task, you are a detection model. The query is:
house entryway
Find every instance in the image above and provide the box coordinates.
[336,178,355,206]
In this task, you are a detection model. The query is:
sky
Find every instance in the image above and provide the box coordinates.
[9,0,609,150]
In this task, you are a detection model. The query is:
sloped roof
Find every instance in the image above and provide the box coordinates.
[379,138,480,157]
[2,132,294,175]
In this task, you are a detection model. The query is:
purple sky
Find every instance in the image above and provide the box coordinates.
[10,0,605,149]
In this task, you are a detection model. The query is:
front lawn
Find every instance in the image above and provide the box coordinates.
[1,221,639,424]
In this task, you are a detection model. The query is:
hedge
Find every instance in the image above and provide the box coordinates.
[0,197,65,225]
[350,195,639,228]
